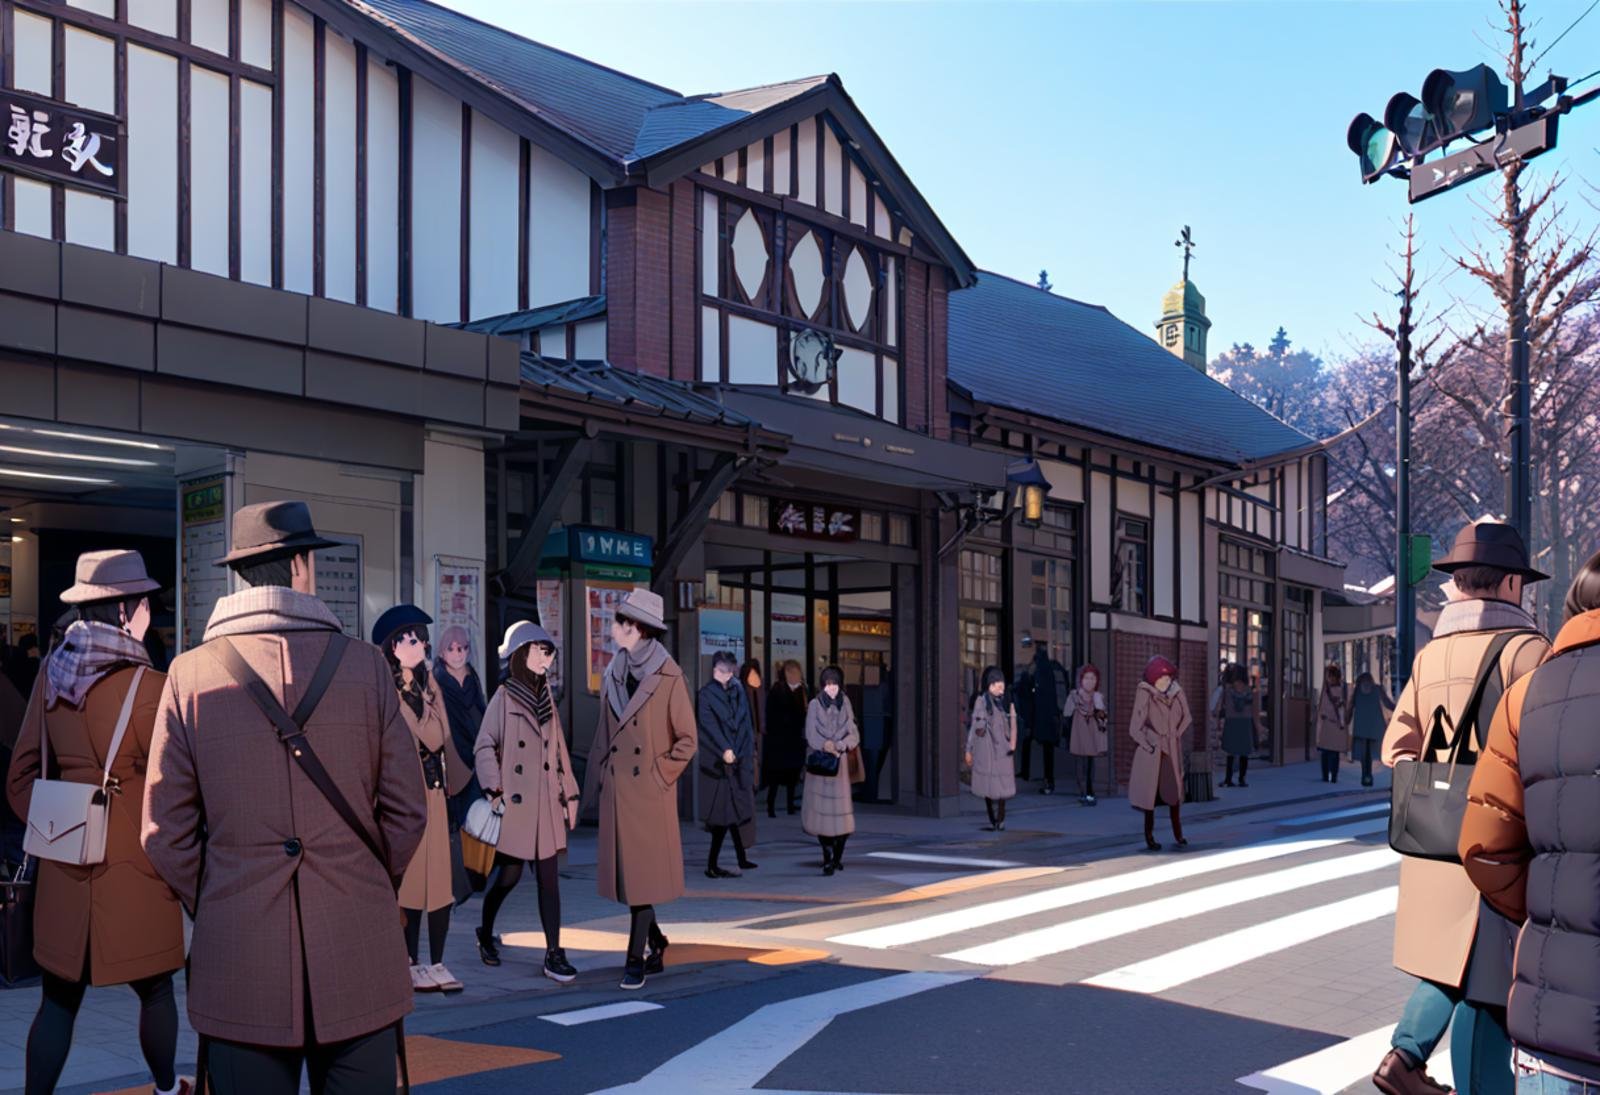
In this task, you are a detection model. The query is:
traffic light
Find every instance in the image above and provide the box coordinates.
[1422,64,1508,143]
[1384,91,1438,157]
[1347,112,1402,182]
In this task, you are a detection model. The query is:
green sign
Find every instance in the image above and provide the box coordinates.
[1406,534,1434,586]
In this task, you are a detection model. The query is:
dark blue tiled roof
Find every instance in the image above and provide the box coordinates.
[521,356,756,429]
[458,296,606,337]
[353,0,680,161]
[947,272,1313,466]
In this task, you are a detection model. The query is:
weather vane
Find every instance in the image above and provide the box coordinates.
[1175,225,1195,281]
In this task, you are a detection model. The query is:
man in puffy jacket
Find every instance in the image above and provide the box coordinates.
[1460,546,1600,1091]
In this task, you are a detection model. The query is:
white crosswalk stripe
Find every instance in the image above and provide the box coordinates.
[1235,1023,1453,1093]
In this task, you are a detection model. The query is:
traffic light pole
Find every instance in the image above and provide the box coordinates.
[1509,283,1532,548]
[1396,224,1416,690]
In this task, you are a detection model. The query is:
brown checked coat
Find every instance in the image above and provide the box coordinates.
[1127,680,1191,812]
[475,683,579,863]
[141,588,428,1048]
[7,667,184,987]
[581,655,697,907]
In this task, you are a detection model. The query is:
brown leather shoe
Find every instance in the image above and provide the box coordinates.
[1373,1048,1453,1095]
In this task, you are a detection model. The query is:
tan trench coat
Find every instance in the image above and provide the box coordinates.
[142,588,428,1047]
[1381,599,1547,987]
[397,675,471,912]
[1127,680,1191,812]
[1315,684,1350,753]
[581,655,697,907]
[6,667,185,986]
[1066,687,1107,756]
[475,684,578,862]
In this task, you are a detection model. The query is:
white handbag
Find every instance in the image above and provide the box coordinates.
[23,667,145,867]
[462,795,504,847]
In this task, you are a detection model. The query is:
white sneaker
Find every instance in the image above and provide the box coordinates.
[410,964,440,993]
[427,962,464,993]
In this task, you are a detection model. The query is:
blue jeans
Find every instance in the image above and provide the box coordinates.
[1517,1050,1600,1093]
[1393,978,1513,1095]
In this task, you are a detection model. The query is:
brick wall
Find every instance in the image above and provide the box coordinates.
[669,179,697,382]
[604,185,674,378]
[1109,630,1210,793]
[904,257,928,432]
[605,191,637,369]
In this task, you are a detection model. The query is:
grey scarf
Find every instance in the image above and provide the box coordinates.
[1434,597,1540,639]
[45,620,152,708]
[604,638,669,719]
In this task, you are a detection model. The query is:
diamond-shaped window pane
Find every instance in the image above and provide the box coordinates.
[732,208,768,302]
[789,230,825,319]
[843,247,874,331]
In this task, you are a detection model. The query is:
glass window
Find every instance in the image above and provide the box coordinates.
[960,550,1002,604]
[1113,515,1149,616]
[959,606,999,717]
[860,511,884,543]
[888,513,913,547]
[1028,556,1075,672]
[741,495,768,529]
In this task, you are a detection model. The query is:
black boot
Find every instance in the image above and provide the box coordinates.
[1143,810,1161,851]
[645,922,669,974]
[475,925,501,967]
[621,957,647,990]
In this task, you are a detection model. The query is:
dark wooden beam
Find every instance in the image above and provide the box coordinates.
[651,452,744,595]
[492,432,594,598]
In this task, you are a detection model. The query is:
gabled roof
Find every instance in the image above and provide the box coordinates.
[520,356,757,430]
[947,272,1313,467]
[459,295,607,338]
[631,77,829,160]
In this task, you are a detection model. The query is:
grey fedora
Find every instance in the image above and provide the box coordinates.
[60,549,161,604]
[613,588,666,632]
[215,500,341,567]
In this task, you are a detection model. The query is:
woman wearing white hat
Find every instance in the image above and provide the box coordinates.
[579,589,697,990]
[473,621,579,983]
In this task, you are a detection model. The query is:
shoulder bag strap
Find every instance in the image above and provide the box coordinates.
[99,666,147,793]
[1440,630,1524,767]
[210,634,386,867]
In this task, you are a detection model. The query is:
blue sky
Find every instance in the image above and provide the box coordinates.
[441,0,1600,364]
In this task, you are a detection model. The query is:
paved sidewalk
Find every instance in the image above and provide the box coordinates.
[4,757,1387,1093]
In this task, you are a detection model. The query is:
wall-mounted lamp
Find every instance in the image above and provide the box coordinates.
[1006,458,1049,530]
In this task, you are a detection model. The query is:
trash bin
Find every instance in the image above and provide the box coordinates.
[1185,749,1215,804]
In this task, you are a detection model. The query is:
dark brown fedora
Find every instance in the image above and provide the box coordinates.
[1433,520,1549,582]
[215,500,340,567]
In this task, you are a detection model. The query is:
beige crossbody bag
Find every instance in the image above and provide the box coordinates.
[23,666,146,866]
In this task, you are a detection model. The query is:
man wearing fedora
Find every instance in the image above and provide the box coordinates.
[142,501,427,1095]
[579,588,697,990]
[1372,521,1550,1095]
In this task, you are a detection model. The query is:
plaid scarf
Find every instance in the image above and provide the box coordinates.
[45,620,152,709]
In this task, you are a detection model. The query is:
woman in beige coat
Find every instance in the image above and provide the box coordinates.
[376,605,473,995]
[473,621,579,983]
[1066,663,1108,805]
[964,666,1017,831]
[1314,664,1349,783]
[580,589,697,991]
[6,551,186,1095]
[803,666,860,875]
[1128,655,1191,851]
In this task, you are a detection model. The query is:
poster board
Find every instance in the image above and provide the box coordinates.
[317,537,363,637]
[179,475,229,652]
[536,578,565,700]
[770,592,806,670]
[585,581,637,694]
[699,608,745,659]
[434,556,484,681]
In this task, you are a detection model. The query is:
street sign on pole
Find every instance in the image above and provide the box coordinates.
[1408,114,1556,202]
[1406,534,1434,587]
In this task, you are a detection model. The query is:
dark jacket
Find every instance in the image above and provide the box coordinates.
[697,679,755,829]
[433,661,487,806]
[1461,609,1600,1079]
[762,681,808,783]
[1020,651,1069,745]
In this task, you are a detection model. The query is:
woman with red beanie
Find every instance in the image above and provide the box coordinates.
[1127,655,1192,851]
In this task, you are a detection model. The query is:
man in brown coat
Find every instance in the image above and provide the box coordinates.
[142,501,427,1094]
[1372,522,1548,1095]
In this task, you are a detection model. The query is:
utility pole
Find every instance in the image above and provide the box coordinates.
[1504,0,1533,544]
[1395,217,1417,688]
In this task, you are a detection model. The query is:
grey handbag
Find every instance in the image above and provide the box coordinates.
[24,667,145,866]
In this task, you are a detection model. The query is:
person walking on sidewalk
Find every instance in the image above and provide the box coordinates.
[1347,672,1393,788]
[473,621,579,983]
[1129,655,1191,852]
[965,666,1017,830]
[1016,639,1068,794]
[6,551,188,1095]
[697,650,758,878]
[142,501,427,1095]
[1066,664,1107,805]
[1315,664,1350,783]
[804,666,859,875]
[739,657,764,850]
[375,606,472,995]
[580,589,696,991]
[1215,663,1262,788]
[1460,547,1600,1093]
[433,624,487,855]
[762,661,807,818]
[1371,521,1549,1095]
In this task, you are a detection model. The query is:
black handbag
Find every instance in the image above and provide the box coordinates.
[1,857,39,986]
[1389,630,1526,863]
[805,749,840,777]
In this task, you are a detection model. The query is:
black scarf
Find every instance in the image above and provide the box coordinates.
[506,670,554,729]
[433,660,486,740]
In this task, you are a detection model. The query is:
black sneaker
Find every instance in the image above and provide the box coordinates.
[620,959,647,990]
[823,861,836,876]
[737,859,758,870]
[543,947,577,983]
[475,926,501,967]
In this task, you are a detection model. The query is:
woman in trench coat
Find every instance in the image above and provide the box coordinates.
[803,666,860,876]
[473,621,580,983]
[698,650,758,878]
[1066,664,1108,805]
[5,551,186,1095]
[579,589,697,991]
[1315,664,1349,783]
[965,666,1018,831]
[376,605,473,995]
[1129,654,1191,851]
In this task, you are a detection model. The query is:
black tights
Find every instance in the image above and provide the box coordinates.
[817,833,849,865]
[626,904,665,961]
[1225,755,1250,783]
[707,825,749,870]
[1079,755,1097,795]
[27,970,178,1095]
[983,798,1008,826]
[1143,804,1185,844]
[766,780,798,814]
[481,853,561,950]
[402,905,452,966]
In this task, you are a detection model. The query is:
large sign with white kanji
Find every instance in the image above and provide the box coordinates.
[3,91,120,197]
[769,498,860,543]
